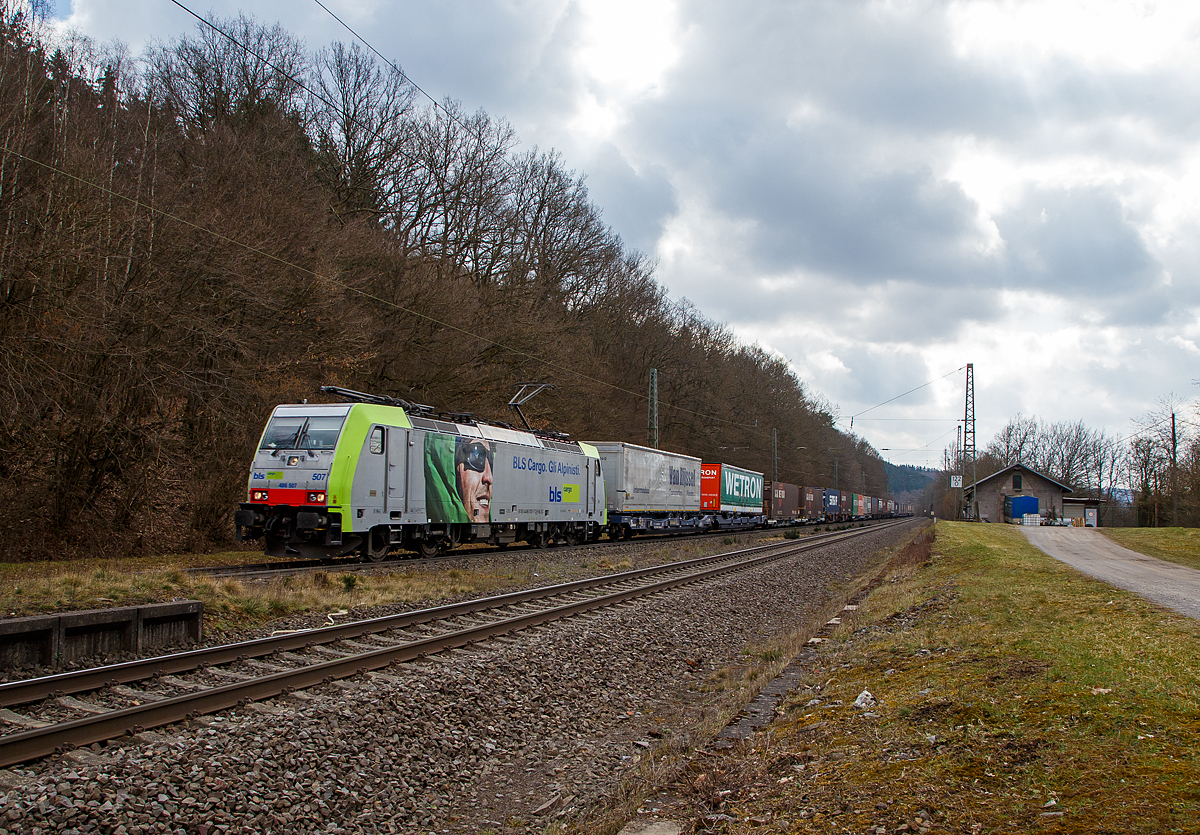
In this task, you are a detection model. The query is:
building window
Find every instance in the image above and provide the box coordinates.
[1013,473,1022,491]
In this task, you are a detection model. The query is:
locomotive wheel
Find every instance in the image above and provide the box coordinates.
[533,531,549,549]
[417,538,439,559]
[564,528,582,547]
[364,528,389,562]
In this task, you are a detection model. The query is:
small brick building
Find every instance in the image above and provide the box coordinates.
[965,463,1073,524]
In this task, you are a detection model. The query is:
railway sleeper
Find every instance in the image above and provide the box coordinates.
[56,696,108,715]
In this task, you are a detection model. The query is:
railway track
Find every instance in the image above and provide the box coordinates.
[189,519,897,578]
[0,520,907,768]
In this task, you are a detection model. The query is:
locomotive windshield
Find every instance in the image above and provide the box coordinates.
[259,414,346,451]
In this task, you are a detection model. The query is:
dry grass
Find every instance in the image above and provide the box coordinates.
[664,521,1200,834]
[0,532,775,631]
[1100,527,1200,571]
[0,559,518,631]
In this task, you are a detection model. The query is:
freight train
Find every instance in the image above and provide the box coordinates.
[763,482,907,526]
[232,387,898,561]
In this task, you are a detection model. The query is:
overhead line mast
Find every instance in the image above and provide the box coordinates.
[963,363,976,520]
[647,368,659,449]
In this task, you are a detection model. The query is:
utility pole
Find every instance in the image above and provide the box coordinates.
[1172,412,1178,525]
[772,428,778,484]
[647,368,659,449]
[956,424,963,521]
[963,363,976,520]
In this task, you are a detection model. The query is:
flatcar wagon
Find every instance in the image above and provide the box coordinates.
[234,388,605,560]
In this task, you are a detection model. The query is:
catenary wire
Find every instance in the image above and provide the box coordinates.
[845,365,966,426]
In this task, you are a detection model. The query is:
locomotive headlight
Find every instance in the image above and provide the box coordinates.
[251,489,269,502]
[307,491,326,504]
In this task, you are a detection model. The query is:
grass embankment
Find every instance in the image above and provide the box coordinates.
[0,538,737,632]
[676,521,1200,834]
[0,555,505,633]
[1100,527,1200,571]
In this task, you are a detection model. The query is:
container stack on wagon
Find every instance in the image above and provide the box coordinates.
[701,463,766,529]
[589,442,703,538]
[764,481,800,525]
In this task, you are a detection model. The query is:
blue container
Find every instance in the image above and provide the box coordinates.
[1004,495,1038,520]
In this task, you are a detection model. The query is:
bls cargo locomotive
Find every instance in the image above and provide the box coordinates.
[233,388,605,561]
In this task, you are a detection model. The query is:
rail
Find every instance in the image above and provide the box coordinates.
[0,520,911,767]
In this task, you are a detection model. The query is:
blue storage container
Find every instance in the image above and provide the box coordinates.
[1004,495,1038,520]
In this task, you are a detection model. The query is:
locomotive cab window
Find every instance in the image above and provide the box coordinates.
[260,414,347,451]
[261,416,306,450]
[369,426,384,454]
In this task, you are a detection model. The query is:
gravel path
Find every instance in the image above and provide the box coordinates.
[0,521,923,834]
[1023,526,1200,619]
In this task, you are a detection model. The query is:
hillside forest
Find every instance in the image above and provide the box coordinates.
[0,6,892,560]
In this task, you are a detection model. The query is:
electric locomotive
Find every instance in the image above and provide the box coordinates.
[233,387,606,560]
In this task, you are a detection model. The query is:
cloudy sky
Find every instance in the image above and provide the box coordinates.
[48,0,1200,468]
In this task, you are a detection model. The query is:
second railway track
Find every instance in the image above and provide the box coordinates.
[0,521,907,768]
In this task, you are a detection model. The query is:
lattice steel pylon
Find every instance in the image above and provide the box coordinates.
[963,363,977,519]
[647,368,659,449]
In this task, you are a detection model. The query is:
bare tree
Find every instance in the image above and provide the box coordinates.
[985,413,1039,466]
[146,13,308,133]
[309,41,414,223]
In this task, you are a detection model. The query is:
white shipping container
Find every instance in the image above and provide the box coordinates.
[588,442,702,514]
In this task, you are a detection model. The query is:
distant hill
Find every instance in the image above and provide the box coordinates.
[885,462,938,495]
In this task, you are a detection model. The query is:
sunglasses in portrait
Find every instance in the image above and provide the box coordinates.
[457,441,494,473]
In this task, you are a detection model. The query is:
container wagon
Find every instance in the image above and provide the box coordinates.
[801,486,822,521]
[589,441,703,539]
[823,489,841,522]
[765,481,800,525]
[701,463,766,529]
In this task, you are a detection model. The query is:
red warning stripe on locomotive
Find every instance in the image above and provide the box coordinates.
[250,488,323,506]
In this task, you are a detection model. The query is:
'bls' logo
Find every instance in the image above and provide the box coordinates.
[548,486,562,503]
[252,472,265,480]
